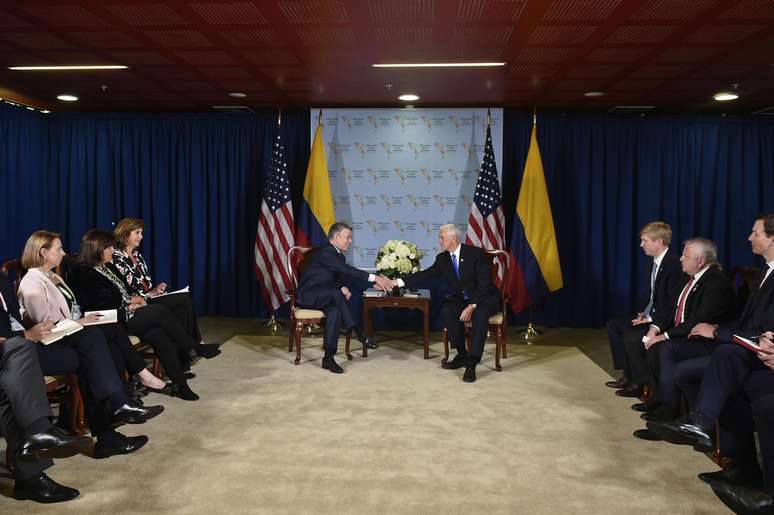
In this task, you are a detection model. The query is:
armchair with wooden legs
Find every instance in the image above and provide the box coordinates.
[285,246,357,365]
[442,249,510,371]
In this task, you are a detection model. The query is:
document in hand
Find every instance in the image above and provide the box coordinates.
[83,309,118,325]
[41,319,83,345]
[732,334,763,352]
[155,286,190,298]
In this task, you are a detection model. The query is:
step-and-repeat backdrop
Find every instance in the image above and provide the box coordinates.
[311,108,503,270]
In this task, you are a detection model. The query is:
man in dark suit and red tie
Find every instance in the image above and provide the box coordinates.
[390,224,500,383]
[296,222,392,374]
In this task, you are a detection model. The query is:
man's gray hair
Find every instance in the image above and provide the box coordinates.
[328,222,352,240]
[439,223,461,241]
[685,237,718,265]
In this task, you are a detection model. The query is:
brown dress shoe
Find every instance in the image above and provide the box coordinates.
[615,384,644,398]
[605,376,629,389]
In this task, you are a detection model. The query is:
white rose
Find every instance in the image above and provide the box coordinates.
[412,267,418,272]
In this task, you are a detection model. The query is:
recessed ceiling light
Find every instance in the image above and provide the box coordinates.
[41,110,51,114]
[584,91,605,97]
[57,94,78,102]
[9,65,128,71]
[398,94,419,102]
[373,62,506,68]
[228,92,246,98]
[713,92,739,101]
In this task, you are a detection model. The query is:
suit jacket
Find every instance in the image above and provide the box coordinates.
[717,267,774,341]
[67,263,129,321]
[401,244,500,307]
[17,268,72,323]
[0,273,25,339]
[643,251,686,320]
[296,243,369,299]
[652,266,735,338]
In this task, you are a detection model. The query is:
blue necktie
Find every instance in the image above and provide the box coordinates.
[451,253,460,278]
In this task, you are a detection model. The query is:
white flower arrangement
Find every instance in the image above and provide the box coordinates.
[375,239,423,279]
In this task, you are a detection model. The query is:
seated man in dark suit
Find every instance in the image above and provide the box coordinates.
[607,221,683,395]
[296,222,392,374]
[0,272,162,459]
[390,224,500,383]
[1,336,92,503]
[648,215,774,459]
[629,237,735,441]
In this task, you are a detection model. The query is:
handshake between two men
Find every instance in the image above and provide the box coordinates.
[294,222,500,383]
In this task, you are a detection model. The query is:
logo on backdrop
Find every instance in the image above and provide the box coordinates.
[313,108,503,268]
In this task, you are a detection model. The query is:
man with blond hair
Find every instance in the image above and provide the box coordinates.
[605,221,683,397]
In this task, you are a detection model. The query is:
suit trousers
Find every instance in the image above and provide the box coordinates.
[35,328,127,441]
[622,327,659,387]
[127,304,199,383]
[658,337,722,415]
[751,391,774,489]
[297,287,357,358]
[96,324,147,377]
[149,292,202,343]
[606,318,643,375]
[442,296,498,362]
[0,337,54,479]
[675,354,754,460]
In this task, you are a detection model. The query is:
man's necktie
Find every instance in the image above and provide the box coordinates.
[451,253,460,278]
[644,262,657,317]
[674,277,695,326]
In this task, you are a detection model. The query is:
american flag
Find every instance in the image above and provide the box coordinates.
[255,131,296,310]
[465,115,506,286]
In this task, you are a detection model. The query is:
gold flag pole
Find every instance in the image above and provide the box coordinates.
[307,108,324,335]
[265,106,284,334]
[517,106,542,343]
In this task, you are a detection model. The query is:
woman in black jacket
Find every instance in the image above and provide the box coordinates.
[68,230,221,401]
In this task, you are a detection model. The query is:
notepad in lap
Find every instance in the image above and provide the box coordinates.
[732,334,763,352]
[155,286,190,298]
[82,309,118,325]
[41,319,83,345]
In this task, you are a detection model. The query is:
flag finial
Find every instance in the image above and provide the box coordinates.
[277,106,282,127]
[318,108,323,127]
[487,108,491,126]
[532,106,537,126]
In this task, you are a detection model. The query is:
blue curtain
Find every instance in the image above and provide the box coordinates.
[1,103,310,317]
[502,110,774,328]
[3,102,774,327]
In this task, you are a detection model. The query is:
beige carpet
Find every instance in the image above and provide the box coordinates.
[0,335,728,514]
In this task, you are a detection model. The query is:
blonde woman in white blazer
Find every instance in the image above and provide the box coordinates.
[18,231,166,391]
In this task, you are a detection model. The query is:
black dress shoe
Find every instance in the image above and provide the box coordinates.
[463,363,477,383]
[648,411,714,450]
[195,343,222,359]
[443,354,470,370]
[109,400,164,428]
[322,356,344,374]
[699,466,764,488]
[18,427,92,462]
[631,401,661,413]
[711,481,774,515]
[605,376,629,389]
[633,428,662,441]
[615,384,644,398]
[93,434,149,459]
[640,406,674,423]
[14,473,79,503]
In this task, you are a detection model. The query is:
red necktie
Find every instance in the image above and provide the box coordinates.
[674,277,695,326]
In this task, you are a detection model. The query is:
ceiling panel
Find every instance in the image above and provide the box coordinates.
[0,0,770,113]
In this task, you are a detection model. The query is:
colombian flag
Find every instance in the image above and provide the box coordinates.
[296,118,335,246]
[508,122,563,313]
